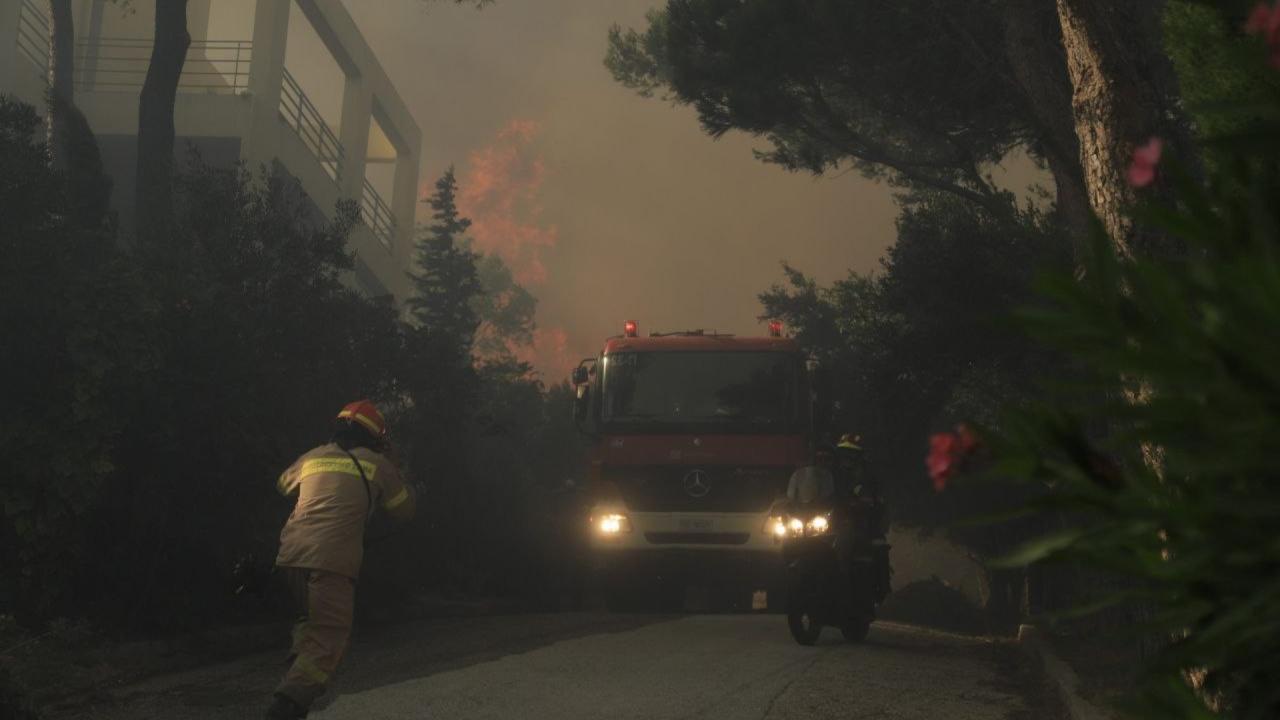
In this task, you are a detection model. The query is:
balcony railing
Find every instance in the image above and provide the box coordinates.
[74,38,252,93]
[17,0,49,77]
[279,67,343,186]
[361,179,396,252]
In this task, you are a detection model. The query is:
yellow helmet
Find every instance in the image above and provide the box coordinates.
[837,433,862,450]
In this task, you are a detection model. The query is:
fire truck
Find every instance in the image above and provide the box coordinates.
[571,320,814,611]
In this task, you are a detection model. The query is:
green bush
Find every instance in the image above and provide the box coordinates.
[0,97,154,622]
[971,17,1280,717]
[1,89,593,639]
[759,191,1071,623]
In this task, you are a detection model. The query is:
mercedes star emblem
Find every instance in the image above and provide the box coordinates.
[683,469,711,498]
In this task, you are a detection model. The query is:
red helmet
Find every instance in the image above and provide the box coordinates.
[337,400,386,438]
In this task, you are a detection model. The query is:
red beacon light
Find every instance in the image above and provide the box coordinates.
[768,320,783,337]
[624,320,639,337]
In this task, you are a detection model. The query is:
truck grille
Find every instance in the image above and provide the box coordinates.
[607,466,791,512]
[645,532,751,545]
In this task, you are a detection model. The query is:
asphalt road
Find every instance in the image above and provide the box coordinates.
[56,613,1062,720]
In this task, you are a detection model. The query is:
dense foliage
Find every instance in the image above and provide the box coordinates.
[0,99,149,622]
[759,192,1071,621]
[958,9,1280,717]
[408,167,483,362]
[605,0,1078,220]
[388,168,583,610]
[0,98,585,631]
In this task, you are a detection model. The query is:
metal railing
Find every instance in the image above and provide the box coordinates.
[361,179,397,252]
[279,67,344,186]
[17,0,50,77]
[73,38,252,93]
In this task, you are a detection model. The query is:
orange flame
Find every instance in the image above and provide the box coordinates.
[458,120,558,286]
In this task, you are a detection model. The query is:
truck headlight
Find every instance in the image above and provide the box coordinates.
[766,514,831,542]
[595,513,631,535]
[765,515,804,543]
[767,516,789,538]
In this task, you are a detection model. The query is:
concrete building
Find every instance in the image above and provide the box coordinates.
[0,0,420,300]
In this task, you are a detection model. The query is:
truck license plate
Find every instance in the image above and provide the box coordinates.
[679,518,715,531]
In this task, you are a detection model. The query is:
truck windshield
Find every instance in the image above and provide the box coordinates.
[601,351,800,430]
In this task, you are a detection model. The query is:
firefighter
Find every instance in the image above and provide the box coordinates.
[834,433,876,503]
[833,432,890,601]
[266,400,417,720]
[785,448,836,504]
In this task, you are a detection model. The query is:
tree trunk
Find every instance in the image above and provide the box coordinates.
[1054,0,1193,259]
[135,0,190,243]
[48,0,74,170]
[1001,0,1092,263]
[47,0,112,229]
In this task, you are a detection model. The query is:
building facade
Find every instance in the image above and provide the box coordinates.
[0,0,420,300]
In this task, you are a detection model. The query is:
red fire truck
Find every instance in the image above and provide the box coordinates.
[571,320,813,611]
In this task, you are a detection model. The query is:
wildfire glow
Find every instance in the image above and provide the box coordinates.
[458,119,559,287]
[515,327,576,382]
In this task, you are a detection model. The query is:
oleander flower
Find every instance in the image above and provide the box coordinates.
[1245,2,1280,69]
[1127,137,1163,188]
[926,424,981,492]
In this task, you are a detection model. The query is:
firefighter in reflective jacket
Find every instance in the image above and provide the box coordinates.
[266,400,416,720]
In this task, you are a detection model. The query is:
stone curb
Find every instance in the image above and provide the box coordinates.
[1018,624,1113,720]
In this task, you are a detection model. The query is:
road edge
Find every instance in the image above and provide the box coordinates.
[1018,624,1114,720]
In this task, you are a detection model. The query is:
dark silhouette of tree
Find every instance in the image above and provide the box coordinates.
[759,191,1072,625]
[135,0,190,243]
[605,1,1191,260]
[407,167,483,360]
[46,0,113,228]
[605,2,1077,222]
[473,253,536,361]
[0,97,140,623]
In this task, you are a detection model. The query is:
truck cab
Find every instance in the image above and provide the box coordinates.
[572,322,811,610]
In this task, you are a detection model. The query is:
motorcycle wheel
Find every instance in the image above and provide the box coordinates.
[787,606,823,646]
[840,618,871,643]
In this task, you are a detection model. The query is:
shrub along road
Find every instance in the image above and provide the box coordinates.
[51,614,1062,719]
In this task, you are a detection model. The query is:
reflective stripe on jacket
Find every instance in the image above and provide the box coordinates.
[275,443,413,578]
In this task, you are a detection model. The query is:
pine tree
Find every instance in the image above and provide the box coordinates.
[407,167,483,360]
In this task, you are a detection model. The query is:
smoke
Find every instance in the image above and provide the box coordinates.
[516,327,576,384]
[457,120,559,286]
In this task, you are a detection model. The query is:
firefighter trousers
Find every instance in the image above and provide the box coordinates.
[275,566,355,710]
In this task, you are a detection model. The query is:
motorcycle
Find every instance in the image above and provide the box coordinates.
[769,504,886,645]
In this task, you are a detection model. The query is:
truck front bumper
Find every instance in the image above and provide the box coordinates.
[591,547,785,587]
[588,510,785,586]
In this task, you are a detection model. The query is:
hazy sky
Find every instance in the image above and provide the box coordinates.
[340,0,901,379]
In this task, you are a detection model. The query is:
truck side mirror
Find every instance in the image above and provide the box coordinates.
[571,366,589,385]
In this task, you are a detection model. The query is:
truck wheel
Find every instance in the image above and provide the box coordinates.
[787,606,822,645]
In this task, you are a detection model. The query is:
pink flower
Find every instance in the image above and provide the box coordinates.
[1246,3,1280,41]
[1245,3,1280,69]
[926,433,958,492]
[926,424,982,492]
[1127,137,1162,188]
